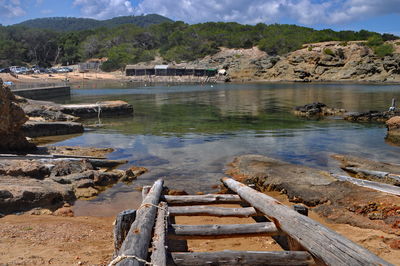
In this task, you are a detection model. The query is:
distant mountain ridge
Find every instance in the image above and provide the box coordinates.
[15,14,173,31]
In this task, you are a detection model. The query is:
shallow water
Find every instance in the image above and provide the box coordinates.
[49,82,400,216]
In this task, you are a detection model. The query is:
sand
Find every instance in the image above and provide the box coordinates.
[1,193,399,265]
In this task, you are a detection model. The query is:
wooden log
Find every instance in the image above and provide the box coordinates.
[150,202,168,266]
[170,222,279,236]
[163,194,242,205]
[171,250,313,266]
[141,186,151,201]
[333,174,400,196]
[169,206,257,217]
[115,179,164,266]
[113,210,137,257]
[222,177,391,266]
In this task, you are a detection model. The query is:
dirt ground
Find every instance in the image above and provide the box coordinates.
[0,72,126,84]
[1,192,399,265]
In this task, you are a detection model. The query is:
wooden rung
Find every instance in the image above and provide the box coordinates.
[170,222,279,236]
[170,250,313,266]
[168,206,257,217]
[163,194,242,204]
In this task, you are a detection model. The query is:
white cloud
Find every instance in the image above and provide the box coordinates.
[73,0,135,19]
[0,0,26,20]
[71,0,400,25]
[134,0,400,25]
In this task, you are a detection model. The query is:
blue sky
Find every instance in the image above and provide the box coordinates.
[1,0,400,35]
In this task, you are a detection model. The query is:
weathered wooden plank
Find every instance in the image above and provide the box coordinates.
[115,179,164,266]
[333,174,400,196]
[164,194,242,204]
[150,202,168,266]
[141,186,151,201]
[170,222,279,236]
[113,210,137,257]
[169,206,257,217]
[171,250,313,266]
[222,177,391,266]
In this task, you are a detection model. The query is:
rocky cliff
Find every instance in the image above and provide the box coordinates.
[0,79,36,152]
[182,41,400,83]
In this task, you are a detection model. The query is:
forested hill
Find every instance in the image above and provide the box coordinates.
[1,18,398,71]
[16,14,172,31]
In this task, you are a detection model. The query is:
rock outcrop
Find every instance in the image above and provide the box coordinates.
[0,158,147,214]
[386,116,400,144]
[0,79,36,152]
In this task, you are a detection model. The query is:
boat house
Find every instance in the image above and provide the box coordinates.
[125,65,217,77]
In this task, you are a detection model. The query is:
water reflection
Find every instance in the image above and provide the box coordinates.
[48,82,400,216]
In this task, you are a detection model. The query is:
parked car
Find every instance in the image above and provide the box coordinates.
[0,68,11,73]
[3,81,15,86]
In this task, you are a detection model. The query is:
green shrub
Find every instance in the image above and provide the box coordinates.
[366,35,384,47]
[307,46,312,51]
[323,48,334,56]
[373,44,394,57]
[338,41,348,46]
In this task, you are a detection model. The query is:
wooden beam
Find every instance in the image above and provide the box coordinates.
[113,210,136,257]
[169,206,257,217]
[171,250,313,266]
[141,186,152,201]
[170,222,279,236]
[222,177,390,266]
[150,202,168,266]
[116,179,164,266]
[163,194,242,205]
[333,174,400,196]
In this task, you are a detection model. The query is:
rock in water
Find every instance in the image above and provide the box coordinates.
[0,79,36,152]
[386,116,400,145]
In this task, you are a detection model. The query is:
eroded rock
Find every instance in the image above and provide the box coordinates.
[0,79,36,152]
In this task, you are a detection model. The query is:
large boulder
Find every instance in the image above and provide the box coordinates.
[386,116,400,145]
[0,79,36,152]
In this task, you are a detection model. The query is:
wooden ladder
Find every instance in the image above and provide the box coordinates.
[110,178,392,266]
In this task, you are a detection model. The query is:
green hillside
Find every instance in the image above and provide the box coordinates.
[16,14,172,31]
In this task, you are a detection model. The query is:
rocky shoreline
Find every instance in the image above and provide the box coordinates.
[0,79,143,217]
[225,154,400,238]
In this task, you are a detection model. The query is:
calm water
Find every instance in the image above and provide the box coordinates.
[49,82,400,216]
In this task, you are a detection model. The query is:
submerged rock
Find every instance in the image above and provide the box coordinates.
[0,79,36,152]
[293,102,346,117]
[344,110,400,122]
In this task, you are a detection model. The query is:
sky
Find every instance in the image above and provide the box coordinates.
[0,0,399,34]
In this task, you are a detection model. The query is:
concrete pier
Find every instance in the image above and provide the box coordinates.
[13,85,70,100]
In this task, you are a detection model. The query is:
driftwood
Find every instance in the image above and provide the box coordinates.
[344,167,400,183]
[142,186,152,201]
[168,206,257,217]
[150,202,168,266]
[170,222,279,237]
[116,179,164,266]
[171,250,313,266]
[113,210,137,257]
[222,177,390,266]
[163,194,242,205]
[333,174,400,196]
